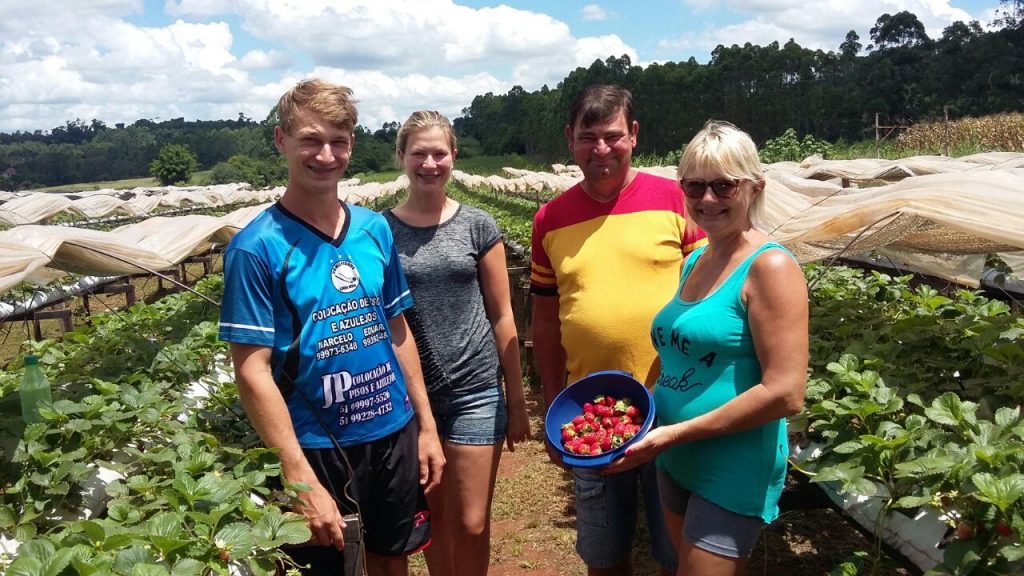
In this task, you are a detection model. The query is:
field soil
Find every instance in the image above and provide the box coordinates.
[410,386,916,576]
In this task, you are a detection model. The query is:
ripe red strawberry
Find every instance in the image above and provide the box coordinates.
[560,394,645,455]
[995,521,1013,538]
[955,522,975,540]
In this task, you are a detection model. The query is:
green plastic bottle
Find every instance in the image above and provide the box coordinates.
[20,354,52,424]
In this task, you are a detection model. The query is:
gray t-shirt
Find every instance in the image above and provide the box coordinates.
[383,204,503,394]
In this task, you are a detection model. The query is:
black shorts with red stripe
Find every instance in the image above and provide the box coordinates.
[283,417,431,573]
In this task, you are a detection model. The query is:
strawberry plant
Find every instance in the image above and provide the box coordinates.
[0,275,311,574]
[800,265,1024,575]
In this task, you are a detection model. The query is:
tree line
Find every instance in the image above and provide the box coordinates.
[456,9,1024,161]
[1,8,1021,190]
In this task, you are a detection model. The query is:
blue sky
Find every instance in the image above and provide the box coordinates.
[0,0,1006,133]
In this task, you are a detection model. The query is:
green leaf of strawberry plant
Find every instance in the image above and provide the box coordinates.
[971,473,1024,514]
[170,558,205,576]
[215,521,255,559]
[925,393,978,428]
[253,508,311,548]
[4,557,43,576]
[114,545,157,573]
[0,504,15,528]
[129,564,170,576]
[994,406,1021,428]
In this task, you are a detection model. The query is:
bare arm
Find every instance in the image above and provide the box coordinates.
[388,313,445,493]
[230,342,347,549]
[530,294,567,409]
[478,241,531,451]
[605,250,808,472]
[530,293,568,466]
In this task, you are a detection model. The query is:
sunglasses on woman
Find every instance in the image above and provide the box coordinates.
[679,178,743,199]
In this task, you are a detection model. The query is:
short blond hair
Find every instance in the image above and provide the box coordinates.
[678,120,765,231]
[396,110,457,156]
[277,79,358,135]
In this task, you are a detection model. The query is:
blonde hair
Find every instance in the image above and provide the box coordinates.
[396,110,457,158]
[277,79,358,135]
[678,120,765,232]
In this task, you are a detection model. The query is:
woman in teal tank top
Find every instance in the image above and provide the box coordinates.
[604,120,809,575]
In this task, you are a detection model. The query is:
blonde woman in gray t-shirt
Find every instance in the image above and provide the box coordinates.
[382,110,531,576]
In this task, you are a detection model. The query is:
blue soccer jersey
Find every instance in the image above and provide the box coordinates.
[219,202,415,448]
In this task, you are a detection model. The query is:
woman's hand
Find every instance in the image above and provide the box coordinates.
[602,425,676,475]
[505,397,531,451]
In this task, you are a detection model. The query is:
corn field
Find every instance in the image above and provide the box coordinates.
[896,112,1024,153]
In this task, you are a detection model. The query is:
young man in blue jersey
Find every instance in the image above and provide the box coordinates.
[219,79,444,576]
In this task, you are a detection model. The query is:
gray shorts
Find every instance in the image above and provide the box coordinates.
[657,468,765,559]
[429,384,507,445]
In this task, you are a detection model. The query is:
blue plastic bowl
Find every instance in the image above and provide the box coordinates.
[544,370,655,468]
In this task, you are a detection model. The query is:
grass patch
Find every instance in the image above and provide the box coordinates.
[457,154,547,176]
[35,170,213,193]
[352,170,402,183]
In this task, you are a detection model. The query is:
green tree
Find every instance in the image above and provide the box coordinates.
[209,155,286,187]
[996,0,1023,28]
[149,143,199,185]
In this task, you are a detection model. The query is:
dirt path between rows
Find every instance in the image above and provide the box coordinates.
[409,387,914,576]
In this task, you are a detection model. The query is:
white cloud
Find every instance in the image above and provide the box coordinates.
[582,4,608,21]
[0,4,255,131]
[237,49,293,71]
[682,0,722,12]
[222,0,576,73]
[661,0,985,60]
[2,0,996,134]
[304,66,507,130]
[164,0,237,17]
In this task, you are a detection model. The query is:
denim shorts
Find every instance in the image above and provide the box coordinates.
[573,461,677,571]
[657,468,765,559]
[429,384,507,445]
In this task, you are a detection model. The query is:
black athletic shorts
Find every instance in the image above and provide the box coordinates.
[282,417,431,573]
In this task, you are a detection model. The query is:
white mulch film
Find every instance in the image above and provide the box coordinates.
[2,152,1024,297]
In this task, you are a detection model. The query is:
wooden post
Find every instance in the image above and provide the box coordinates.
[875,113,880,159]
[32,301,73,340]
[943,105,950,157]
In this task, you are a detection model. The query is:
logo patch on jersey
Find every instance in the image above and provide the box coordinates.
[331,261,360,293]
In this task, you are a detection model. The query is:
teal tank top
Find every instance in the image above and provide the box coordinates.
[650,241,792,523]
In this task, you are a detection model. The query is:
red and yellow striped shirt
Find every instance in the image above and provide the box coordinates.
[530,172,707,387]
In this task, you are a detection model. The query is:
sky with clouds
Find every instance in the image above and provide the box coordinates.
[0,0,1005,133]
